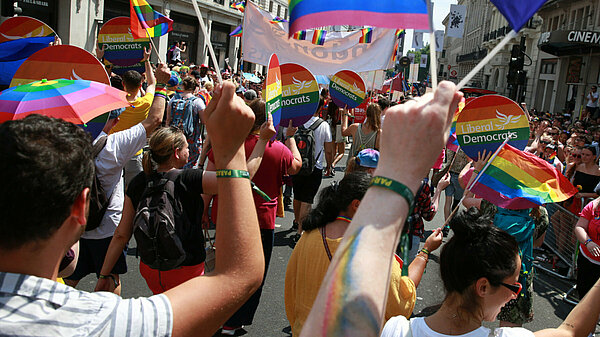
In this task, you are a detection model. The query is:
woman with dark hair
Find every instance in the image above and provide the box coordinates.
[382,208,524,336]
[568,145,600,213]
[95,123,272,294]
[342,103,381,166]
[285,172,442,336]
[324,101,346,176]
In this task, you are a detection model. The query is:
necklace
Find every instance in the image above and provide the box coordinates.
[335,215,352,223]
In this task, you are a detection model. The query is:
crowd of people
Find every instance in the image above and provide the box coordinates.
[2,41,600,337]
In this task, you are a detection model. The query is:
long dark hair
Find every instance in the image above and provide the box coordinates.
[441,208,519,317]
[302,172,371,231]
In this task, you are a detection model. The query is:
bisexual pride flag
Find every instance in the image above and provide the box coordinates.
[312,29,326,45]
[288,0,429,37]
[359,28,373,43]
[130,0,173,39]
[471,144,577,209]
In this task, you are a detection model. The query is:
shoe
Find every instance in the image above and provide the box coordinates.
[221,326,242,336]
[292,220,298,230]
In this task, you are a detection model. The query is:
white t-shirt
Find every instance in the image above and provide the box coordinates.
[381,316,535,337]
[83,123,147,240]
[303,116,332,170]
[172,46,182,62]
[587,91,599,108]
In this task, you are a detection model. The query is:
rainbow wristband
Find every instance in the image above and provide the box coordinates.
[216,169,250,179]
[154,92,167,100]
[370,176,414,211]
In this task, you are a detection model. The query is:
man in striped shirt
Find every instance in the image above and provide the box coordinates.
[0,78,264,337]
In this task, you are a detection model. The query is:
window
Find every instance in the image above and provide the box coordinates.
[285,8,288,19]
[269,0,273,12]
[277,4,280,16]
[541,59,558,75]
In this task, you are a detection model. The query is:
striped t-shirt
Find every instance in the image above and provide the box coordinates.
[0,272,173,336]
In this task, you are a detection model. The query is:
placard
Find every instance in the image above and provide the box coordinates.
[280,63,320,127]
[265,54,282,127]
[0,16,55,44]
[98,17,150,68]
[329,70,366,109]
[456,95,529,160]
[353,99,368,124]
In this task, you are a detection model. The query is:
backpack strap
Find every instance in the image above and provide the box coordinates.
[309,117,325,131]
[92,135,108,158]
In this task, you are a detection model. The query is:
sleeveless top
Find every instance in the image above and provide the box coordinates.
[349,124,377,159]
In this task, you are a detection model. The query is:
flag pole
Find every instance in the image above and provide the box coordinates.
[190,0,223,83]
[441,138,510,228]
[144,28,164,64]
[457,30,517,90]
[427,0,438,89]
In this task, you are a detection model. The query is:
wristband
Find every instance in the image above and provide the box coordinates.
[155,88,168,95]
[584,238,593,246]
[216,169,250,179]
[154,92,167,100]
[370,176,414,211]
[98,274,119,288]
[420,248,430,255]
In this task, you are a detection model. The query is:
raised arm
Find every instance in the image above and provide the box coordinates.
[165,81,265,337]
[142,48,156,95]
[141,63,170,136]
[299,81,462,337]
[284,121,302,175]
[341,112,358,137]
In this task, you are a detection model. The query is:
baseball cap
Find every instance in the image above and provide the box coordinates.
[244,89,257,100]
[355,149,379,168]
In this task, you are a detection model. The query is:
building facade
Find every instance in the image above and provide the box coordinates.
[0,0,287,72]
[536,0,600,116]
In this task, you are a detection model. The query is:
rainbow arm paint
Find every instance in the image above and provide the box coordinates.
[299,188,410,337]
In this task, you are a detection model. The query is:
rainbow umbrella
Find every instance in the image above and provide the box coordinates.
[0,78,129,124]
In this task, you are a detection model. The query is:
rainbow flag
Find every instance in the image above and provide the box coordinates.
[395,29,406,39]
[359,28,373,43]
[471,144,578,209]
[129,0,173,39]
[230,25,243,37]
[312,29,326,45]
[288,0,429,37]
[270,16,287,24]
[230,0,246,12]
[446,97,465,151]
[391,39,399,62]
[293,30,307,40]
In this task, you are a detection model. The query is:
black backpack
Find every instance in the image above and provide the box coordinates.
[133,170,188,271]
[294,118,325,176]
[86,136,111,232]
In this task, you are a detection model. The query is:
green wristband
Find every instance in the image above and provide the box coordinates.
[370,176,415,210]
[216,169,250,179]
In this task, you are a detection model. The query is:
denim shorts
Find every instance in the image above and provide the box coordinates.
[444,172,464,200]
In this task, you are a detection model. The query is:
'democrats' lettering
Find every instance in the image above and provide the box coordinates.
[331,81,358,101]
[461,131,518,144]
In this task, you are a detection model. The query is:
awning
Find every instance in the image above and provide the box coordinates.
[538,30,600,56]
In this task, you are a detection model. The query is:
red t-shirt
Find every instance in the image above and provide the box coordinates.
[579,201,600,264]
[209,135,294,229]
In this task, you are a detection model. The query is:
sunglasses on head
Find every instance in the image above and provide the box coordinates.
[500,282,522,295]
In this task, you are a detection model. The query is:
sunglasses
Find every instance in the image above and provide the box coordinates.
[572,154,582,158]
[500,282,522,296]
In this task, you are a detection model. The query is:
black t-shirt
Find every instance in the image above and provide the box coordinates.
[127,169,205,266]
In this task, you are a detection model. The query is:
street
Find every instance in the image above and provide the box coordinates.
[74,160,595,336]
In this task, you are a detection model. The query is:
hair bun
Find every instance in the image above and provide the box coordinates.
[450,208,493,242]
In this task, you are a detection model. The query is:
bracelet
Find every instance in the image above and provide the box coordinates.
[98,274,119,288]
[416,252,429,262]
[584,238,593,246]
[370,176,414,211]
[216,169,250,179]
[155,88,168,95]
[154,92,167,100]
[420,248,430,255]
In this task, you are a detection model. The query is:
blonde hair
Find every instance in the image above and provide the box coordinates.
[142,126,187,175]
[204,82,214,91]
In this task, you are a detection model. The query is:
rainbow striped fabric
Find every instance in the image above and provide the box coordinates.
[129,0,173,39]
[395,29,406,39]
[312,29,326,45]
[270,16,287,24]
[471,144,578,209]
[288,0,429,37]
[230,0,246,12]
[230,25,243,37]
[293,30,307,40]
[359,28,373,43]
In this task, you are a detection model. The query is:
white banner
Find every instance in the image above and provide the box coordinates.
[420,54,428,68]
[447,5,466,38]
[409,64,420,83]
[359,70,386,91]
[434,30,445,52]
[412,31,424,49]
[242,2,396,75]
